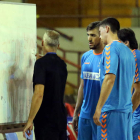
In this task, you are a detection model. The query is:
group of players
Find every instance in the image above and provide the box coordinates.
[72,17,140,140]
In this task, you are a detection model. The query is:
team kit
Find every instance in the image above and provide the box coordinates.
[72,18,140,140]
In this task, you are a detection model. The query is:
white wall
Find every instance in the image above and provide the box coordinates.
[0,1,35,140]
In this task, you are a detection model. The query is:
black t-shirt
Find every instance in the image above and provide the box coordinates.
[33,54,67,130]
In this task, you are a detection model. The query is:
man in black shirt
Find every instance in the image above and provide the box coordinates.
[23,30,68,140]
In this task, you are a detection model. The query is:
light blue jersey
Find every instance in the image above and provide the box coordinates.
[79,50,102,140]
[80,50,102,119]
[100,41,135,113]
[98,41,135,140]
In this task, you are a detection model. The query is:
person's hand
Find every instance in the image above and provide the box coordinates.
[93,108,102,126]
[23,121,33,138]
[72,115,78,131]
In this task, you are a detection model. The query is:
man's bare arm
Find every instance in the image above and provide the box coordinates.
[132,82,140,112]
[27,84,44,122]
[73,79,84,117]
[96,74,115,109]
[23,84,44,138]
[93,74,116,125]
[72,79,84,130]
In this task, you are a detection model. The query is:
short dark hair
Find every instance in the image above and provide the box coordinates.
[99,17,120,33]
[117,28,138,50]
[86,21,100,31]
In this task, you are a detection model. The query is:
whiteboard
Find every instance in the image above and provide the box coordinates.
[0,2,36,124]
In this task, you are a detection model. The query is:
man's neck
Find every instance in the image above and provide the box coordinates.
[107,33,119,45]
[93,42,104,54]
[44,46,57,55]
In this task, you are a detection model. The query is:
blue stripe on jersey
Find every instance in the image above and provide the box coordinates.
[100,41,135,113]
[80,50,102,119]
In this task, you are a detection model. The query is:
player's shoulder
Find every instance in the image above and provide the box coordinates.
[132,49,140,60]
[111,40,125,49]
[82,50,92,56]
[81,50,92,64]
[104,41,120,52]
[82,50,92,59]
[110,41,130,53]
[133,49,140,55]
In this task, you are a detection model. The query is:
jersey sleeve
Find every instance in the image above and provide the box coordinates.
[104,45,118,75]
[80,55,84,79]
[134,52,140,83]
[33,60,46,85]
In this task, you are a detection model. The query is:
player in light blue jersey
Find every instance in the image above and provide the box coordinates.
[93,18,135,140]
[72,22,104,140]
[118,28,140,140]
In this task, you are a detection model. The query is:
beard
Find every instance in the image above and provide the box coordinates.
[89,42,100,50]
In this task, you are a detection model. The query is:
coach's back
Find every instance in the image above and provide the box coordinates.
[33,53,67,130]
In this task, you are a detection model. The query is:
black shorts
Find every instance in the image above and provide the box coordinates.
[34,126,67,140]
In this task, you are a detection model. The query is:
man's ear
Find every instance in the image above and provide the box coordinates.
[106,26,110,33]
[124,40,130,47]
[42,40,44,46]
